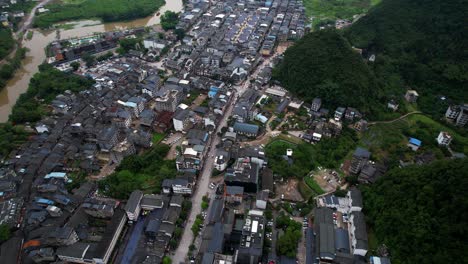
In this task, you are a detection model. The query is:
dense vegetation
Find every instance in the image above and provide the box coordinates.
[0,48,27,90]
[345,0,468,117]
[276,0,468,120]
[361,159,468,263]
[0,123,29,159]
[117,38,143,55]
[10,64,94,123]
[0,27,15,61]
[276,212,302,258]
[360,114,468,167]
[0,224,11,242]
[34,0,166,28]
[160,11,179,31]
[273,30,381,116]
[266,129,357,178]
[98,145,176,199]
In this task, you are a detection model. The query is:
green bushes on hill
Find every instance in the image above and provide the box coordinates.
[345,0,468,117]
[361,159,468,263]
[273,30,381,116]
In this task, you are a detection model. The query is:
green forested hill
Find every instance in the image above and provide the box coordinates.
[275,0,467,118]
[345,0,468,116]
[361,159,468,263]
[272,30,381,115]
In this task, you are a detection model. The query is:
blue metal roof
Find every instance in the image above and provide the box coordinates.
[409,137,422,146]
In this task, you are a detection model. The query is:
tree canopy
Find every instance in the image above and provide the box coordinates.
[98,145,176,199]
[273,30,381,115]
[160,11,179,31]
[345,0,468,116]
[275,0,468,119]
[361,159,468,263]
[276,212,302,258]
[0,27,14,60]
[10,64,94,123]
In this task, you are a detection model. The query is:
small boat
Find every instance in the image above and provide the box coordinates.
[156,12,160,16]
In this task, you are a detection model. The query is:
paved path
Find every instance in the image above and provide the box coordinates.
[367,111,422,126]
[17,0,53,36]
[0,0,52,65]
[171,48,281,264]
[171,87,245,264]
[120,216,146,264]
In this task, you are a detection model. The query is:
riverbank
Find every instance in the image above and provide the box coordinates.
[0,0,183,122]
[34,0,166,28]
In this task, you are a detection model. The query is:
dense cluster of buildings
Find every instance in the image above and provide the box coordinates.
[313,188,369,264]
[160,0,308,84]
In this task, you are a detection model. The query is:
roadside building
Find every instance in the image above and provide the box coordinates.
[125,190,143,222]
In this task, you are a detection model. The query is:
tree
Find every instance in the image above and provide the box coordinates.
[70,61,80,71]
[272,30,380,117]
[81,52,95,67]
[162,256,172,264]
[361,159,468,264]
[0,224,11,242]
[174,28,185,41]
[160,11,179,31]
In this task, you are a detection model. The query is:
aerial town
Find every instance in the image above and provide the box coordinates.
[0,0,466,264]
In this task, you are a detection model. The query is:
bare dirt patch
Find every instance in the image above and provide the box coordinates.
[275,178,304,202]
[313,169,341,193]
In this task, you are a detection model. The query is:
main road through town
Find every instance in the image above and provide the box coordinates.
[170,77,257,264]
[171,55,276,263]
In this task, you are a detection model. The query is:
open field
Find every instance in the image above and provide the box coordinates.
[303,0,381,27]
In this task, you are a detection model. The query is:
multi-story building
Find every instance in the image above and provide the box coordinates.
[236,210,265,264]
[404,90,419,103]
[437,131,452,146]
[445,105,460,120]
[124,190,143,222]
[349,148,371,175]
[456,105,468,126]
[155,89,183,112]
[311,97,321,112]
[349,211,368,256]
[173,109,191,132]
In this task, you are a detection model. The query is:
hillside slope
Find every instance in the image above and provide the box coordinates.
[361,159,468,263]
[345,0,468,116]
[272,30,381,115]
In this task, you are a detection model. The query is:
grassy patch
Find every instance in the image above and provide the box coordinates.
[303,0,379,27]
[26,31,34,40]
[361,114,468,165]
[152,133,165,145]
[298,180,314,200]
[183,90,200,105]
[304,176,325,195]
[367,227,379,252]
[54,23,77,30]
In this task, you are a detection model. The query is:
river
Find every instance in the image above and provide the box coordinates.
[0,0,183,122]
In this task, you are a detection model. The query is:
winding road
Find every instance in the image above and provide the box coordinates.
[0,0,52,65]
[367,111,422,126]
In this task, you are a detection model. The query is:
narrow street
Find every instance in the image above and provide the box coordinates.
[171,84,245,263]
[171,49,279,263]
